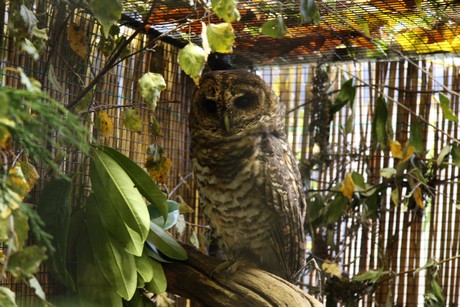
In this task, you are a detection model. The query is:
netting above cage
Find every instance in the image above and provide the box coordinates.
[121,0,460,65]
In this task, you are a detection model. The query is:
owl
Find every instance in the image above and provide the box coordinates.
[189,70,306,282]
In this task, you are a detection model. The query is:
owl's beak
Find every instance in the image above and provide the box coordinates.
[222,110,232,134]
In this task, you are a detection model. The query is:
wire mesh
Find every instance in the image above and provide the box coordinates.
[257,58,460,306]
[2,0,460,306]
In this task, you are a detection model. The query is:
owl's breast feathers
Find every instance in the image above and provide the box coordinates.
[191,131,307,281]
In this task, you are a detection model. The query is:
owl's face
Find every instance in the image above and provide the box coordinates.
[189,70,284,140]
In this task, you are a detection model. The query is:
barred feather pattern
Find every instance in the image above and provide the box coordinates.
[189,70,306,281]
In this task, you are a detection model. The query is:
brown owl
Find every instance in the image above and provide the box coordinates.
[189,70,306,282]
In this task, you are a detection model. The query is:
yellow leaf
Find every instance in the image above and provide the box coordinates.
[341,173,355,201]
[67,23,88,59]
[7,165,30,199]
[145,156,172,184]
[322,259,341,278]
[19,162,39,193]
[413,187,424,209]
[402,145,415,162]
[97,111,114,138]
[0,126,11,149]
[390,140,403,159]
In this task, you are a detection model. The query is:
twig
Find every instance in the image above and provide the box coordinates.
[168,173,193,198]
[66,1,159,110]
[336,66,460,145]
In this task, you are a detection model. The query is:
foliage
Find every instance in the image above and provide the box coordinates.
[0,73,89,305]
[35,146,186,306]
[138,73,166,112]
[5,0,460,306]
[302,67,460,305]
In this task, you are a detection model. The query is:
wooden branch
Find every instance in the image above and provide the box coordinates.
[163,245,322,307]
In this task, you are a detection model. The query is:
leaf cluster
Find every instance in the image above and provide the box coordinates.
[37,146,187,306]
[303,69,460,305]
[0,73,89,174]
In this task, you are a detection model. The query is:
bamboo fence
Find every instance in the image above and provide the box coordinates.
[1,1,460,306]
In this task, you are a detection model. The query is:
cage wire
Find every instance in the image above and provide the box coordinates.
[1,0,460,306]
[257,59,460,306]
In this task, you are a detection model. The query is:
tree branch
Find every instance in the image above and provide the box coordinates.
[163,245,322,307]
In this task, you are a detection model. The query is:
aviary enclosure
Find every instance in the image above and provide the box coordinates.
[1,0,460,306]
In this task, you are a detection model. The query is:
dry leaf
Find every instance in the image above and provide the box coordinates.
[0,126,11,149]
[97,111,114,138]
[391,187,400,206]
[145,156,172,184]
[390,140,403,159]
[67,23,88,59]
[402,145,415,162]
[322,259,341,278]
[7,164,30,200]
[341,173,355,201]
[156,292,175,307]
[413,187,424,209]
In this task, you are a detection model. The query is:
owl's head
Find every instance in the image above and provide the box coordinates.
[189,70,285,140]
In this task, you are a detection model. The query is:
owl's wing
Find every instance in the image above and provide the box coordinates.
[262,133,307,281]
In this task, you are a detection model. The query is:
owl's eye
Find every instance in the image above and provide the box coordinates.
[234,93,257,109]
[201,98,218,114]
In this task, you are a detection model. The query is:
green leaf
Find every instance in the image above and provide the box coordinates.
[89,170,144,256]
[439,93,458,122]
[10,209,29,252]
[123,108,143,133]
[149,200,180,230]
[47,65,64,93]
[28,276,47,303]
[20,39,39,61]
[37,178,75,289]
[409,120,424,153]
[145,242,171,263]
[331,79,356,116]
[414,258,437,274]
[189,230,200,250]
[148,222,187,261]
[7,246,47,280]
[300,0,320,25]
[135,250,154,284]
[93,145,168,220]
[344,113,354,135]
[452,144,460,167]
[380,167,397,178]
[326,194,347,224]
[260,17,288,39]
[0,286,17,307]
[211,0,240,22]
[436,144,451,166]
[351,172,365,188]
[138,72,166,112]
[307,194,325,225]
[372,96,389,148]
[430,277,445,305]
[19,4,38,36]
[76,227,123,307]
[85,199,137,300]
[391,187,400,206]
[353,269,388,282]
[207,23,236,53]
[89,0,122,38]
[144,259,167,294]
[364,192,380,219]
[178,43,206,83]
[90,148,150,254]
